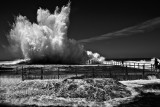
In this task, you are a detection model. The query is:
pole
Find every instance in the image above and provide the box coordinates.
[105,66,107,78]
[92,67,94,78]
[143,65,145,79]
[41,67,43,80]
[134,63,135,72]
[22,66,24,81]
[75,67,77,77]
[15,67,18,74]
[28,67,30,79]
[85,67,87,78]
[125,66,128,80]
[58,67,59,79]
[109,67,112,78]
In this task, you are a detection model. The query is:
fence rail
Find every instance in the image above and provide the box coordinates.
[0,62,159,81]
[18,63,160,81]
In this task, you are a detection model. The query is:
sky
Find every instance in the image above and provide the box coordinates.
[0,0,160,60]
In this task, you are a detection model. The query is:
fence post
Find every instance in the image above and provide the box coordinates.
[142,65,145,79]
[125,66,128,80]
[15,67,18,74]
[75,67,77,77]
[28,67,30,79]
[41,67,43,80]
[151,64,152,72]
[85,67,87,78]
[109,67,112,78]
[134,63,135,72]
[138,63,139,69]
[92,67,95,78]
[105,66,107,78]
[57,67,59,79]
[22,66,24,81]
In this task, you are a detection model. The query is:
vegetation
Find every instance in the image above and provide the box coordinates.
[0,78,131,106]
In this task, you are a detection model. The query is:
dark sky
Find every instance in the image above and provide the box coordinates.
[0,0,160,60]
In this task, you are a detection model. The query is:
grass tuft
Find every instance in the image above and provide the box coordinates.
[0,78,131,106]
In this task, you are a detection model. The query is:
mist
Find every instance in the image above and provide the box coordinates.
[8,3,87,64]
[7,3,106,64]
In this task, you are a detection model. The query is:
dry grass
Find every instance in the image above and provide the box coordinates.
[0,76,21,87]
[0,78,131,106]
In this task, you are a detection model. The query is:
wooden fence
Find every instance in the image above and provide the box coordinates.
[1,62,159,81]
[18,62,160,81]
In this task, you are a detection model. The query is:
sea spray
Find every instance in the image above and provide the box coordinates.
[8,3,88,64]
[7,2,106,64]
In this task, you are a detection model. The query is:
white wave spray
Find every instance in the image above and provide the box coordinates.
[87,51,107,64]
[8,2,106,64]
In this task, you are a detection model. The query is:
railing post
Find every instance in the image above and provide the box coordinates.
[28,67,30,79]
[105,66,107,78]
[85,67,87,78]
[92,67,95,78]
[41,67,43,80]
[22,66,24,81]
[75,67,77,77]
[134,63,135,72]
[142,65,145,79]
[15,67,18,74]
[125,66,128,80]
[58,67,59,79]
[109,67,112,78]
